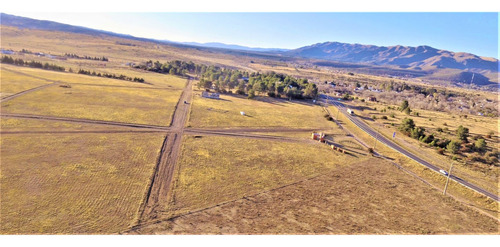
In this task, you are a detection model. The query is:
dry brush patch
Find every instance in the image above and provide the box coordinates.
[168,135,366,217]
[142,158,499,234]
[0,132,165,234]
[341,100,499,197]
[328,105,499,214]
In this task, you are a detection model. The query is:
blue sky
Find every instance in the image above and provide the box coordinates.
[8,12,499,58]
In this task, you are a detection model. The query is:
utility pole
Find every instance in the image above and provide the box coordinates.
[443,162,454,195]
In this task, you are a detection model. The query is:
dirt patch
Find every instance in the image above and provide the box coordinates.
[130,158,499,234]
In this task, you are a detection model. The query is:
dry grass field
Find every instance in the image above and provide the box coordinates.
[136,158,499,234]
[187,90,335,129]
[168,135,367,217]
[0,69,53,98]
[1,80,182,126]
[0,132,165,234]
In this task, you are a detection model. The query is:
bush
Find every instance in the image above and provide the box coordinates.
[436,127,443,132]
[437,148,445,155]
[456,125,470,142]
[446,140,461,154]
[267,92,276,97]
[381,116,388,120]
[368,147,374,154]
[474,138,487,152]
[372,115,377,120]
[390,113,395,118]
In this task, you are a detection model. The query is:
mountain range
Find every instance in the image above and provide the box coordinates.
[285,42,498,72]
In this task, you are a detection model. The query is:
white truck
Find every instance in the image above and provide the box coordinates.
[347,109,355,115]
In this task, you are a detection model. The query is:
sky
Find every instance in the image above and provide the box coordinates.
[5,12,499,58]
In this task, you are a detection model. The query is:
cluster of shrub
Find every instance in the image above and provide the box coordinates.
[398,117,497,165]
[199,69,318,100]
[1,55,65,72]
[77,69,144,83]
[64,53,108,61]
[134,60,195,77]
[137,59,318,100]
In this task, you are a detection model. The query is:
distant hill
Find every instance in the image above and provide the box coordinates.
[0,13,166,44]
[285,42,499,72]
[180,42,289,53]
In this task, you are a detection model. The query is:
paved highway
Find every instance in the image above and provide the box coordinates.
[320,94,499,202]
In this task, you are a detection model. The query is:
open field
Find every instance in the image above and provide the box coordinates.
[135,158,499,234]
[1,65,186,90]
[0,132,165,234]
[327,105,499,214]
[188,90,336,129]
[0,69,54,98]
[167,135,367,217]
[0,116,151,133]
[1,82,182,126]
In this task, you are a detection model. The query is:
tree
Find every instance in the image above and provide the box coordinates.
[410,127,425,139]
[303,83,318,99]
[400,100,409,111]
[456,125,469,142]
[398,118,415,135]
[446,140,460,154]
[474,138,487,152]
[247,89,255,99]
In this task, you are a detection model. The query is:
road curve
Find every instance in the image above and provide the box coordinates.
[321,95,499,202]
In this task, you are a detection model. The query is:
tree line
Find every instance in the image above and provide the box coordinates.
[64,53,109,61]
[77,69,144,83]
[136,60,318,99]
[1,55,65,72]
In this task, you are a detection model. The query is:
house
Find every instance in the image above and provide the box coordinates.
[1,49,14,55]
[202,91,220,99]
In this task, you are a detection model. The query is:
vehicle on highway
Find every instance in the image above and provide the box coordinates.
[347,109,355,115]
[439,169,448,176]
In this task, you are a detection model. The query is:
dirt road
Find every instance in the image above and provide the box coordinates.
[138,78,194,223]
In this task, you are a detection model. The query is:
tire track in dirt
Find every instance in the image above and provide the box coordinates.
[137,78,193,224]
[0,82,59,103]
[0,130,167,134]
[1,113,172,130]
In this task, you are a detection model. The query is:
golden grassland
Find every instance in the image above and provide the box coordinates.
[0,132,165,234]
[187,90,336,129]
[1,65,186,90]
[328,105,499,214]
[0,68,53,98]
[0,117,133,132]
[152,158,499,234]
[342,99,499,194]
[168,135,367,216]
[1,82,182,126]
